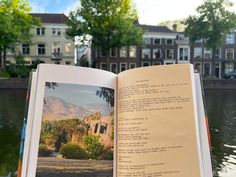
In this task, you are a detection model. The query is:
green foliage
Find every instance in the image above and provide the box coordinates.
[98,149,114,160]
[60,143,87,159]
[83,135,104,159]
[159,19,186,32]
[38,144,52,157]
[0,0,40,69]
[0,71,9,78]
[96,87,114,107]
[66,0,143,70]
[185,0,236,47]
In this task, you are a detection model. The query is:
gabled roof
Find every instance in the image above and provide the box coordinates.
[30,13,68,24]
[139,24,176,33]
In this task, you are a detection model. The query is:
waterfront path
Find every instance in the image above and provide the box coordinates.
[36,157,113,177]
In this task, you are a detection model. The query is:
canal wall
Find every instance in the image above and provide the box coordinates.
[1,78,236,89]
[203,79,236,89]
[0,78,28,88]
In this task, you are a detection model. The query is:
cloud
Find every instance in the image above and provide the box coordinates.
[63,0,81,15]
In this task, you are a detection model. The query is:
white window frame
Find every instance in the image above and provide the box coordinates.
[203,62,211,76]
[165,49,174,59]
[194,47,202,59]
[120,62,127,72]
[178,47,189,61]
[120,47,127,58]
[65,43,72,56]
[142,48,151,59]
[22,44,30,55]
[226,33,235,44]
[166,39,174,45]
[144,37,151,45]
[215,48,221,59]
[204,48,212,59]
[129,46,136,58]
[36,28,45,36]
[153,49,162,59]
[110,63,118,74]
[52,28,61,36]
[37,44,46,55]
[225,48,234,60]
[153,38,161,45]
[100,63,107,70]
[129,62,136,69]
[110,48,117,57]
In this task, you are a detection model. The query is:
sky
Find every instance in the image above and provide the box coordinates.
[29,0,236,25]
[44,82,113,107]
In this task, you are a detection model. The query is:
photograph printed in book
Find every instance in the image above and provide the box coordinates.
[36,82,114,177]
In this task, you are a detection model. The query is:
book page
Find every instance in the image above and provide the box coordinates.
[117,64,204,177]
[26,64,116,177]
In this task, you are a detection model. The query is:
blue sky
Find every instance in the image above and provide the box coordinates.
[44,82,114,107]
[29,0,236,25]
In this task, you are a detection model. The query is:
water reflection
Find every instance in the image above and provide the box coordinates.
[0,89,26,177]
[205,90,236,177]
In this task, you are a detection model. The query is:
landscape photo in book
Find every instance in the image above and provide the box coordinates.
[36,82,114,177]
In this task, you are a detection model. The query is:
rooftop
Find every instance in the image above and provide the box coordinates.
[139,24,176,33]
[30,13,68,24]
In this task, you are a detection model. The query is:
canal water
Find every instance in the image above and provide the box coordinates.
[0,88,236,177]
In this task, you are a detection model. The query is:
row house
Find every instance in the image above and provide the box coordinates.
[92,25,184,73]
[191,32,236,79]
[6,13,75,66]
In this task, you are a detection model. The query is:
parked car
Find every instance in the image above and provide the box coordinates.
[224,71,236,79]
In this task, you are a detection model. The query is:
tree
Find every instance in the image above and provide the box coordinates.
[184,0,236,76]
[66,0,144,70]
[159,19,186,32]
[0,0,39,70]
[96,87,114,107]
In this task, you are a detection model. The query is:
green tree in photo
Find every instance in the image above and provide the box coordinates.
[0,0,40,70]
[83,135,104,159]
[66,0,143,70]
[184,0,236,76]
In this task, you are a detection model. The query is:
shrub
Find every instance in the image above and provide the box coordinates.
[98,149,113,160]
[38,144,52,157]
[60,143,87,159]
[83,135,104,159]
[0,71,9,78]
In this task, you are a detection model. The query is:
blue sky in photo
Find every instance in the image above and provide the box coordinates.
[44,82,114,107]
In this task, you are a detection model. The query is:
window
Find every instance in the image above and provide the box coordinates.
[179,47,189,60]
[153,38,161,45]
[22,44,30,55]
[225,48,234,60]
[52,42,61,54]
[215,48,221,59]
[65,43,72,56]
[225,63,234,73]
[120,62,127,72]
[165,49,174,59]
[226,34,235,44]
[52,28,61,36]
[144,38,151,45]
[38,44,45,55]
[36,28,45,36]
[65,61,71,65]
[110,63,117,73]
[142,62,150,67]
[194,47,202,59]
[129,63,136,69]
[142,48,151,59]
[129,46,136,58]
[99,124,107,134]
[153,49,161,59]
[110,48,117,57]
[120,47,127,57]
[100,63,107,70]
[166,39,173,45]
[203,63,211,76]
[204,48,212,59]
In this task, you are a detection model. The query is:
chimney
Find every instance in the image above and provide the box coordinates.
[172,24,177,32]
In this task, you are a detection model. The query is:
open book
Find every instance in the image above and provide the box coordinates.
[19,64,212,177]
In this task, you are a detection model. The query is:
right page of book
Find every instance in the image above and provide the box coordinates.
[117,64,204,177]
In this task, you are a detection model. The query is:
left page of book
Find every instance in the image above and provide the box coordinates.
[25,64,116,177]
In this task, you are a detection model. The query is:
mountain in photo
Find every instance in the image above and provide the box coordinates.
[43,96,113,121]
